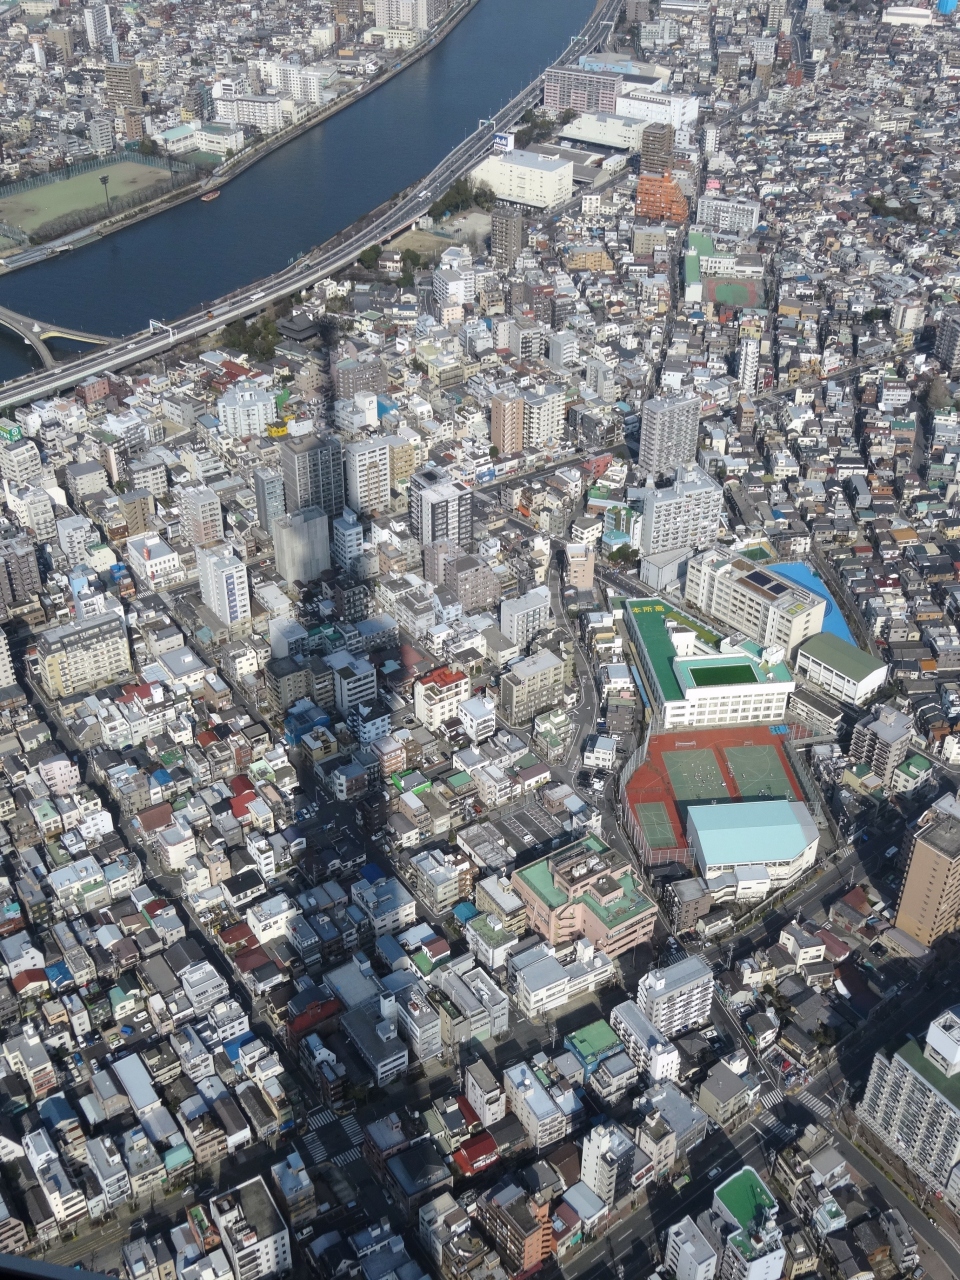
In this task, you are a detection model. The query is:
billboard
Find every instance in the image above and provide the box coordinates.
[0,421,21,443]
[493,131,515,153]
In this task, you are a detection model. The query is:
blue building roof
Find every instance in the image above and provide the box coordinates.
[452,902,480,924]
[687,800,817,867]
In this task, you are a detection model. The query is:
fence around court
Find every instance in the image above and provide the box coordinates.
[0,150,194,202]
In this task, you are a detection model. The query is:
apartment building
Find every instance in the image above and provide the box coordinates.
[501,586,552,648]
[850,703,914,787]
[181,485,224,547]
[37,613,132,699]
[511,940,616,1018]
[636,956,714,1036]
[895,811,960,946]
[684,552,826,656]
[610,999,681,1081]
[345,437,391,516]
[254,468,285,536]
[280,433,344,516]
[198,548,251,627]
[499,649,565,725]
[471,151,574,210]
[413,666,470,732]
[698,1168,784,1280]
[491,387,524,454]
[273,507,331,586]
[465,1060,506,1127]
[581,1121,648,1207]
[665,1216,717,1280]
[635,465,723,556]
[511,837,657,957]
[544,66,622,112]
[696,195,761,234]
[210,1178,291,1280]
[639,392,701,476]
[476,1176,552,1274]
[504,1063,567,1148]
[86,1135,131,1207]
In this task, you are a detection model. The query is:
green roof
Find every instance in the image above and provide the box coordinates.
[797,630,886,682]
[715,1167,777,1232]
[516,858,567,909]
[565,1019,621,1064]
[896,1036,960,1110]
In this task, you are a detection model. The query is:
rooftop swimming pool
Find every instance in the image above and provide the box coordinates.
[773,561,856,646]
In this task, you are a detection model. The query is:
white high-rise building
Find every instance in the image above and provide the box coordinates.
[500,585,552,647]
[210,1177,291,1280]
[685,551,826,657]
[273,507,330,586]
[635,465,723,556]
[217,384,278,438]
[736,338,760,396]
[181,485,224,547]
[639,393,701,476]
[0,629,15,691]
[581,1121,643,1207]
[198,547,251,626]
[522,385,565,448]
[409,466,472,546]
[696,196,761,235]
[332,508,363,570]
[637,956,713,1036]
[84,1,112,47]
[344,437,391,516]
[665,1217,717,1280]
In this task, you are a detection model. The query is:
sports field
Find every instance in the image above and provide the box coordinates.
[0,162,172,233]
[663,748,730,803]
[724,745,795,800]
[624,725,804,868]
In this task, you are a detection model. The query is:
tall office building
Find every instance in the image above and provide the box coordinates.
[254,467,285,537]
[639,392,702,476]
[408,466,472,546]
[895,810,960,947]
[273,508,330,587]
[491,204,524,269]
[635,464,723,556]
[280,433,344,516]
[83,1,112,47]
[736,338,760,396]
[197,547,251,627]
[858,1005,960,1193]
[344,437,391,516]
[104,62,143,109]
[490,387,524,455]
[500,585,552,648]
[180,485,224,547]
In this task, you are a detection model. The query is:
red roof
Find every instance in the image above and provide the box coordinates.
[196,730,219,748]
[137,802,173,833]
[816,927,851,961]
[143,899,168,918]
[219,923,255,947]
[234,945,269,972]
[13,969,48,993]
[421,666,469,690]
[452,1132,498,1176]
[456,1094,480,1127]
[230,775,254,797]
[230,796,253,819]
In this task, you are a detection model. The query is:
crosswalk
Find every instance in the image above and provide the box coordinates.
[308,1109,335,1130]
[760,1088,784,1108]
[333,1147,362,1167]
[756,1113,794,1144]
[799,1090,832,1118]
[302,1133,327,1166]
[341,1116,363,1144]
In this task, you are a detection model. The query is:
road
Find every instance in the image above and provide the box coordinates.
[0,0,622,409]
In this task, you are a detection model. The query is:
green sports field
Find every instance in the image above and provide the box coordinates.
[724,745,795,800]
[0,161,172,233]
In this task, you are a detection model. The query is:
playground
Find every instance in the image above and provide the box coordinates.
[624,726,802,865]
[0,160,174,235]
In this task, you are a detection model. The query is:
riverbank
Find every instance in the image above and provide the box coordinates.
[0,0,481,277]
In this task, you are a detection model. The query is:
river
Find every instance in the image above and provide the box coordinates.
[0,0,591,384]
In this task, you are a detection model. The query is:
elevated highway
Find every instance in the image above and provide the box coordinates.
[0,0,621,410]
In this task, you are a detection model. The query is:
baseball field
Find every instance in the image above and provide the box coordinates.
[0,161,173,234]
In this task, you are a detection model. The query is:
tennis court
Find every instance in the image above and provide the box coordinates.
[636,802,678,849]
[663,749,730,803]
[724,745,795,800]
